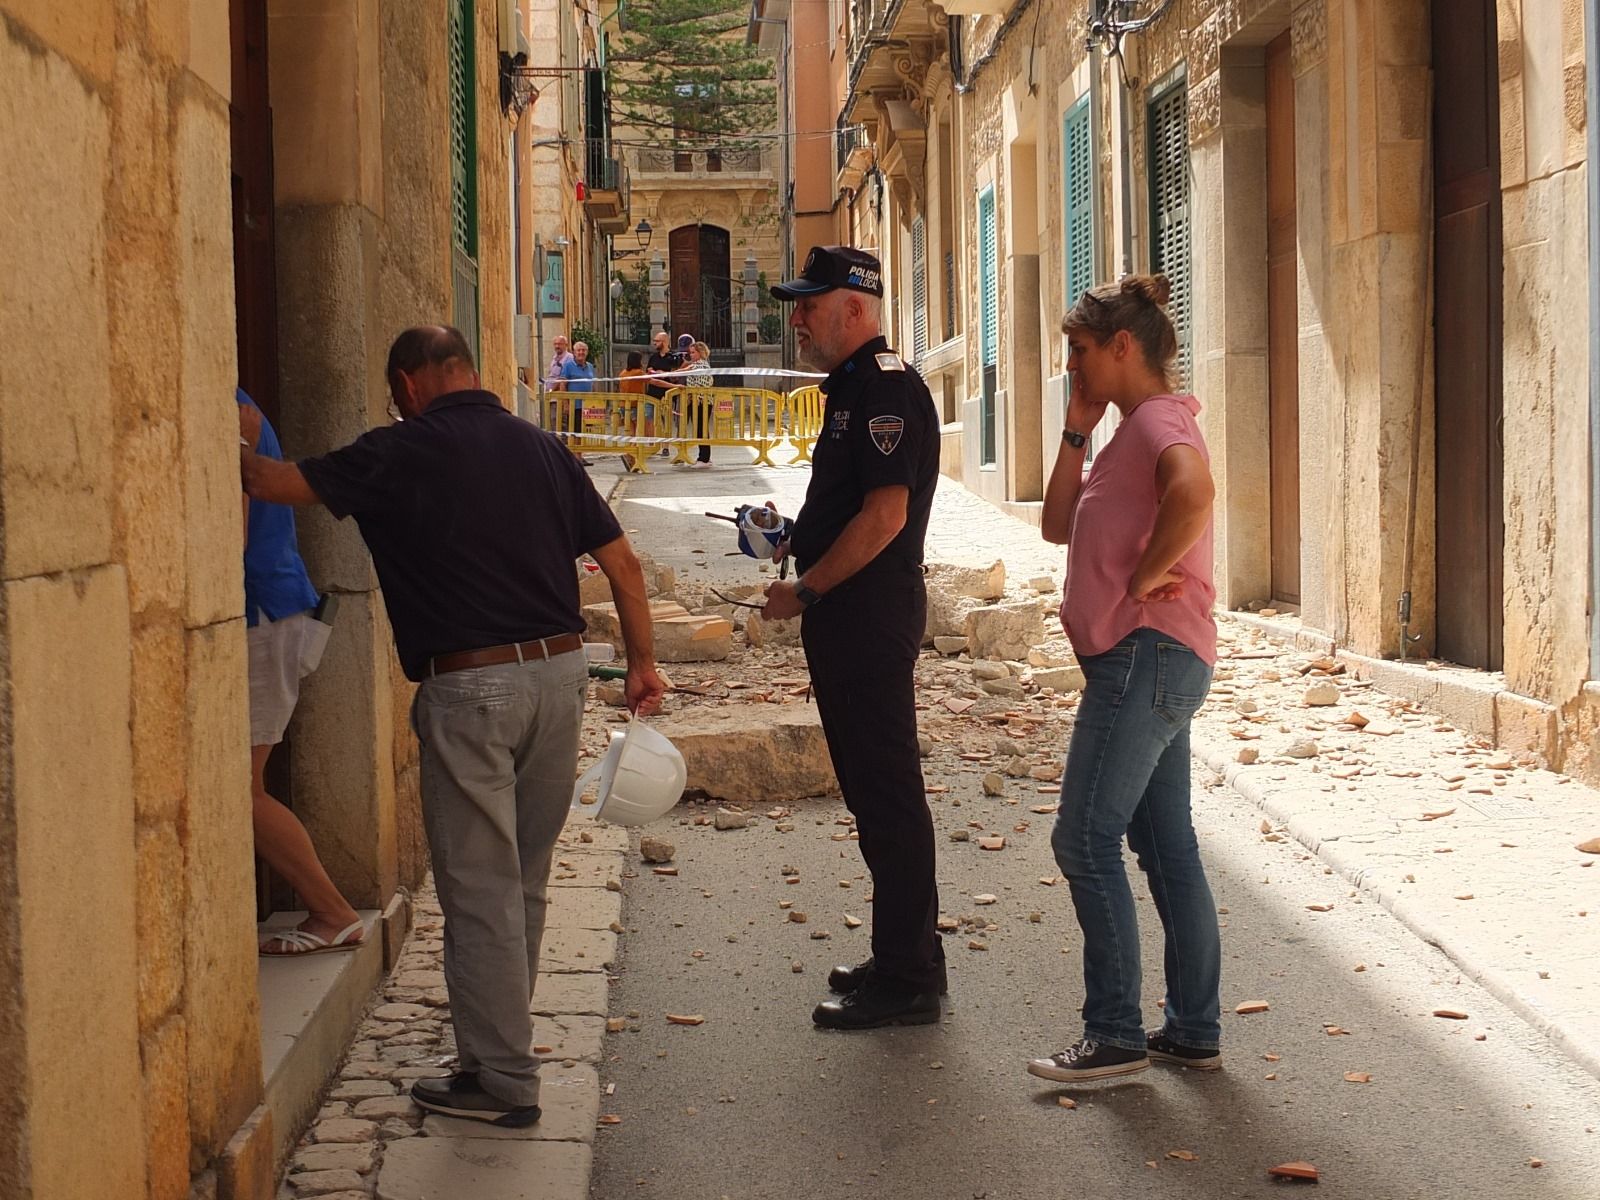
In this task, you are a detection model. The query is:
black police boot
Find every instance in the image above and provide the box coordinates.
[812,976,941,1030]
[828,957,949,996]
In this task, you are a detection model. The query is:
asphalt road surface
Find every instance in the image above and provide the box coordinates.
[589,457,1600,1199]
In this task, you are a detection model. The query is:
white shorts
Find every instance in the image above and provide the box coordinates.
[247,610,331,746]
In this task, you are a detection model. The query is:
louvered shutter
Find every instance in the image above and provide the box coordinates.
[1148,82,1192,388]
[449,0,480,363]
[911,217,929,359]
[1063,96,1094,307]
[978,188,997,367]
[977,186,998,465]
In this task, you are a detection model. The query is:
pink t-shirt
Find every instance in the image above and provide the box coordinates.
[1059,394,1218,665]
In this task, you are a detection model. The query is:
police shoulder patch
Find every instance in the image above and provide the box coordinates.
[867,414,905,455]
[875,352,905,372]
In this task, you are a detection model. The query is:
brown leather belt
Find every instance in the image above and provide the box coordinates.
[427,632,585,677]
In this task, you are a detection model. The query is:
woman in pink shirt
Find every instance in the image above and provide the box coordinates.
[1026,274,1223,1084]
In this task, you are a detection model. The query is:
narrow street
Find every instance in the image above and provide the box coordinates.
[582,453,1600,1199]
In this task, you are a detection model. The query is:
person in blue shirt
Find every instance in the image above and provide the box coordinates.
[237,388,365,956]
[559,342,599,465]
[560,340,597,392]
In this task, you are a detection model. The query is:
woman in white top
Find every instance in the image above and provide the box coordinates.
[683,340,715,466]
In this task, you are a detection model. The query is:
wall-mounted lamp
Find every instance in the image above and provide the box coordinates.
[610,219,654,259]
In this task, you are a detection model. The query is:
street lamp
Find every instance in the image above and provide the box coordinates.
[610,219,653,260]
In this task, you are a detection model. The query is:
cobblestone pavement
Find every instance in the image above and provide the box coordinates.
[276,815,627,1200]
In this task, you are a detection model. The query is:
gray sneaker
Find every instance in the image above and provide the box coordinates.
[411,1072,542,1127]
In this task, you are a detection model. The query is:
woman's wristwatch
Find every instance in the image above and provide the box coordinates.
[1062,428,1088,449]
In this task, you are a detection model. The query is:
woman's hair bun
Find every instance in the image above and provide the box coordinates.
[1120,273,1173,308]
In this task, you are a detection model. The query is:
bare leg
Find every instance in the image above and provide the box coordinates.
[251,743,364,947]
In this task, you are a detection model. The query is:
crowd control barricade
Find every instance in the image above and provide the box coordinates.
[663,387,784,466]
[783,385,824,464]
[543,390,655,472]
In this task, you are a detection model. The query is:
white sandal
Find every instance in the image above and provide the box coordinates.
[259,919,365,957]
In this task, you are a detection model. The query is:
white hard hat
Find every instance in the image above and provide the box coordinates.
[571,715,686,826]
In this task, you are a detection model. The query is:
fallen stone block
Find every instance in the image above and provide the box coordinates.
[655,614,733,662]
[653,705,839,803]
[1032,666,1085,693]
[933,635,969,655]
[581,600,732,662]
[583,599,688,646]
[926,560,1006,601]
[971,660,1010,681]
[964,602,1046,662]
[744,610,801,649]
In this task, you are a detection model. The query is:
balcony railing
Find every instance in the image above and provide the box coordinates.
[629,145,774,179]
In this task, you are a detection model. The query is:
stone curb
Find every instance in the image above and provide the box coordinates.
[1194,743,1600,1088]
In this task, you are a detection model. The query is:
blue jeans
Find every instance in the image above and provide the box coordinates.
[1051,627,1221,1051]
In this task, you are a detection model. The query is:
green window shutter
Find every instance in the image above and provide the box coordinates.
[1148,81,1192,389]
[449,0,480,362]
[911,216,928,360]
[1063,95,1094,307]
[978,187,997,367]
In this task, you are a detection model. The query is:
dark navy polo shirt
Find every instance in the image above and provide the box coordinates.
[790,336,940,578]
[298,389,623,680]
[238,389,320,627]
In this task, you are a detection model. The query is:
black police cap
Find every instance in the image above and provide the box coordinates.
[770,245,884,300]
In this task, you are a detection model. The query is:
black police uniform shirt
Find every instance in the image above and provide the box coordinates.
[298,389,624,680]
[790,336,939,577]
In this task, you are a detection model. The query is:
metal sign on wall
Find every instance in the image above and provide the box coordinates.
[541,250,565,316]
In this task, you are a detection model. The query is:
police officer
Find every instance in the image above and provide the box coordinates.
[763,246,944,1029]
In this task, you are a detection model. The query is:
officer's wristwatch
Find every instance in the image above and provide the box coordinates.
[793,582,822,608]
[1062,428,1088,449]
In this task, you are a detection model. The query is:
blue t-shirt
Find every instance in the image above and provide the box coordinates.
[239,389,320,627]
[561,358,597,393]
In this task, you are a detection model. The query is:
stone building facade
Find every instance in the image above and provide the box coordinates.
[0,1,520,1196]
[771,0,1600,779]
[612,9,786,363]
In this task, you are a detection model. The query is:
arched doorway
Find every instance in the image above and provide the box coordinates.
[668,224,732,348]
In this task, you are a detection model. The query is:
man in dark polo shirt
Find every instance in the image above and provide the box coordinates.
[761,246,943,1030]
[240,325,665,1128]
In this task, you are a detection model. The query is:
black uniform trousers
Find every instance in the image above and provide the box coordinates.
[801,563,944,992]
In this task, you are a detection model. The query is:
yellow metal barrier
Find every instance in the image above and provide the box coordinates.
[783,385,824,464]
[544,391,654,472]
[537,384,827,471]
[663,387,783,467]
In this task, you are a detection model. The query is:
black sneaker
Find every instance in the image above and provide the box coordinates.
[812,977,941,1030]
[1147,1030,1222,1070]
[827,957,949,996]
[411,1073,542,1127]
[1026,1038,1149,1082]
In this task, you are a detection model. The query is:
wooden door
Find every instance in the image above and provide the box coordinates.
[1433,0,1503,669]
[668,225,733,347]
[1266,30,1301,605]
[669,225,701,343]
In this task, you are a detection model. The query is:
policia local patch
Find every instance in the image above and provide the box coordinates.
[868,414,905,455]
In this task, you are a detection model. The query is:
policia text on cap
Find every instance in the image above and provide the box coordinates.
[762,246,947,1029]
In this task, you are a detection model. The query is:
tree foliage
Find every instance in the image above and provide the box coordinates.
[610,0,776,149]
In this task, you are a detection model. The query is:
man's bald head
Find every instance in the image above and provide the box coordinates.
[386,325,480,418]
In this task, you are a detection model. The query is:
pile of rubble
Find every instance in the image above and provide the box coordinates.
[571,555,1086,810]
